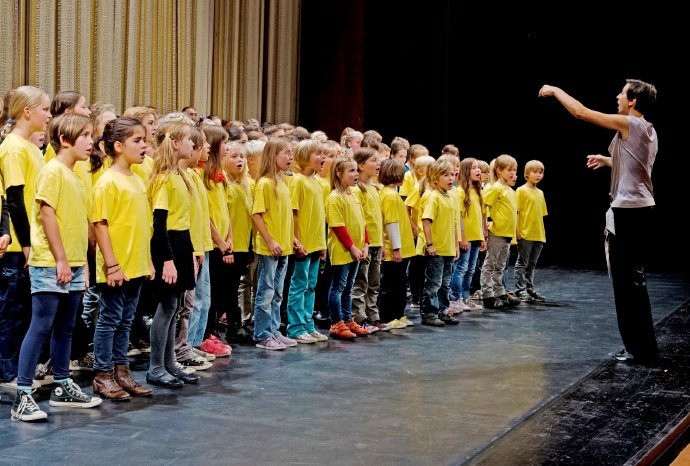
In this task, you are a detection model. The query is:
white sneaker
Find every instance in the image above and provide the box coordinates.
[192,347,216,361]
[0,378,41,390]
[174,361,196,374]
[294,333,317,344]
[310,331,328,342]
[465,298,483,311]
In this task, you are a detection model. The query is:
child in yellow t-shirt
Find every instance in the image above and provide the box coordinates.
[198,125,233,357]
[378,159,416,329]
[223,142,255,343]
[420,159,460,327]
[514,160,548,303]
[146,121,199,387]
[286,140,329,344]
[480,154,522,309]
[251,138,296,350]
[403,155,435,310]
[351,147,385,333]
[91,116,154,400]
[14,114,102,421]
[327,157,371,339]
[0,86,50,413]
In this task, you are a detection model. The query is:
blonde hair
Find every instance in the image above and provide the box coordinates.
[258,137,292,192]
[293,139,323,169]
[123,106,156,122]
[420,159,453,195]
[408,144,429,162]
[147,121,192,199]
[524,159,545,180]
[412,155,435,181]
[492,154,518,181]
[441,144,460,157]
[458,157,482,215]
[340,127,363,149]
[1,86,48,138]
[225,141,250,196]
[330,156,356,192]
[437,153,460,170]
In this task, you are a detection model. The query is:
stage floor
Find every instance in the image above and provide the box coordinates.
[1,267,689,465]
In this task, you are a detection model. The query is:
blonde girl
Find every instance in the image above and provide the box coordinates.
[480,154,521,309]
[172,126,214,371]
[377,158,416,329]
[420,159,460,327]
[145,120,199,387]
[327,157,371,339]
[186,128,216,357]
[91,117,154,401]
[450,157,486,311]
[251,137,297,350]
[403,154,435,311]
[351,147,385,333]
[13,114,102,421]
[285,139,329,343]
[340,128,363,156]
[198,125,233,357]
[0,86,51,392]
[222,141,254,343]
[400,144,429,197]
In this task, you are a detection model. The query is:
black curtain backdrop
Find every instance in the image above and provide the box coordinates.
[298,2,685,274]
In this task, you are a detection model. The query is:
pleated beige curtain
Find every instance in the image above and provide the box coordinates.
[0,0,298,124]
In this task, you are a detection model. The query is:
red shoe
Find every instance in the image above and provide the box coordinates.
[209,335,232,352]
[329,320,356,340]
[347,320,371,336]
[199,338,231,357]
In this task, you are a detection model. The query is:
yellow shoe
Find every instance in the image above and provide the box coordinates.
[387,319,407,329]
[399,316,415,327]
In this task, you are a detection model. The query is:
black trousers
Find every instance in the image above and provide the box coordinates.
[378,258,410,323]
[608,207,658,361]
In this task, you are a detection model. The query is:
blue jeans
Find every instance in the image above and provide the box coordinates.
[514,239,544,293]
[450,241,481,300]
[286,251,321,338]
[188,252,210,347]
[0,252,31,382]
[422,255,453,318]
[253,254,288,341]
[93,278,144,371]
[328,261,359,324]
[17,291,82,387]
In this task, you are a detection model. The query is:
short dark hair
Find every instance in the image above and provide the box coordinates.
[626,79,656,115]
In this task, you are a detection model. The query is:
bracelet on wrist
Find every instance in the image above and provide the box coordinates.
[107,263,119,268]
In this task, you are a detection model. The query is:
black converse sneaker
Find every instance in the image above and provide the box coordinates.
[11,391,47,422]
[49,380,103,408]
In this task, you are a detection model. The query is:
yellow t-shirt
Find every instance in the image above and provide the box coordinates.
[252,177,293,256]
[29,159,88,266]
[380,186,415,260]
[399,170,417,198]
[407,187,432,256]
[458,186,485,242]
[291,172,326,253]
[421,189,456,257]
[150,172,191,231]
[44,143,56,162]
[206,179,230,243]
[74,160,93,221]
[355,184,383,247]
[186,169,205,256]
[327,189,365,266]
[482,182,517,238]
[315,174,331,207]
[0,133,46,253]
[132,155,154,183]
[190,168,213,252]
[516,184,547,242]
[227,181,253,252]
[92,169,152,282]
[448,187,462,239]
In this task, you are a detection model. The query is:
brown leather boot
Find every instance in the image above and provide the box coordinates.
[93,370,130,401]
[114,365,153,396]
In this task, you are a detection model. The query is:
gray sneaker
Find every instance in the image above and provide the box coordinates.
[274,334,298,347]
[255,336,286,350]
[49,380,102,408]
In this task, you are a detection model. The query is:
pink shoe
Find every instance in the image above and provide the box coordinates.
[209,335,232,352]
[199,338,231,357]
